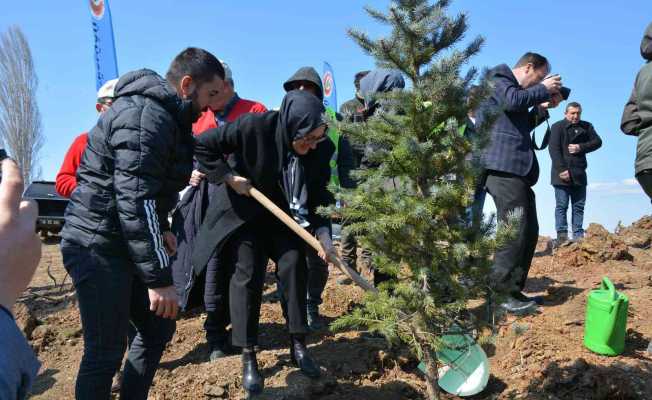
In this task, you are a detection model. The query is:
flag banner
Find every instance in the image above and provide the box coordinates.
[322,61,337,112]
[89,0,119,90]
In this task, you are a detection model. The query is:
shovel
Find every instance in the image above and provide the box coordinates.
[248,187,377,293]
[250,188,489,396]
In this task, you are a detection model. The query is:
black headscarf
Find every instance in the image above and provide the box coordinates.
[276,90,325,226]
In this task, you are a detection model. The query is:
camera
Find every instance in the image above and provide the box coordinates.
[559,86,571,101]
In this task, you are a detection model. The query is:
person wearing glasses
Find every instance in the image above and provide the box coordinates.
[192,90,334,396]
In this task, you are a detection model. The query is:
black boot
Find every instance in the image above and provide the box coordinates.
[290,335,321,378]
[242,348,263,395]
[306,309,325,331]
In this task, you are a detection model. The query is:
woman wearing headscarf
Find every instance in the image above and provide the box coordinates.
[193,90,334,395]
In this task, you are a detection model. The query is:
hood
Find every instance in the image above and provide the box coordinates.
[114,69,195,128]
[642,22,652,61]
[275,90,325,163]
[283,67,324,100]
[359,68,405,107]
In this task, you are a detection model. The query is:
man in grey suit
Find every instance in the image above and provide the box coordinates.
[479,52,563,314]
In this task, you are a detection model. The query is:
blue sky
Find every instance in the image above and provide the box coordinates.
[1,0,650,236]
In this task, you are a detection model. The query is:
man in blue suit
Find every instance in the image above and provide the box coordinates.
[480,52,563,314]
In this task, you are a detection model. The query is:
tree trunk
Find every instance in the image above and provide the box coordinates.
[421,348,440,400]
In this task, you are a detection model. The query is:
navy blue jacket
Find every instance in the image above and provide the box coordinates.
[479,64,551,180]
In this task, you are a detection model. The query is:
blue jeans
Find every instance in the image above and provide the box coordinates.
[61,240,176,400]
[554,185,587,239]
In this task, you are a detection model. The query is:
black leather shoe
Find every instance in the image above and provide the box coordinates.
[307,310,325,331]
[512,292,544,306]
[499,296,536,315]
[290,336,321,378]
[242,350,263,395]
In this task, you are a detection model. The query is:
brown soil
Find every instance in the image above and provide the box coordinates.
[18,218,652,400]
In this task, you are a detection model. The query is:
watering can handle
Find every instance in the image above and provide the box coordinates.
[601,277,617,301]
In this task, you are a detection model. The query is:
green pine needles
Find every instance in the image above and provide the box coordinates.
[326,1,518,398]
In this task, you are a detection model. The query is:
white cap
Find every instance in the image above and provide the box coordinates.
[97,78,118,100]
[219,59,233,84]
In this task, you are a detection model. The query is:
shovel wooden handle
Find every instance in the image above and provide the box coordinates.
[249,187,377,293]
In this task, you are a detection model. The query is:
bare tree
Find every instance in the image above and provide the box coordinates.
[0,26,43,185]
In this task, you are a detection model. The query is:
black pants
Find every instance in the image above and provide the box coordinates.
[306,245,328,313]
[203,254,233,345]
[340,225,390,286]
[61,240,176,400]
[485,172,539,294]
[636,171,652,200]
[223,217,308,347]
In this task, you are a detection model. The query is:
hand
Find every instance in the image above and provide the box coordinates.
[539,93,563,110]
[568,144,581,154]
[559,170,571,182]
[162,230,177,256]
[316,227,337,262]
[225,174,252,196]
[148,286,179,319]
[542,74,562,94]
[0,159,41,312]
[189,169,205,187]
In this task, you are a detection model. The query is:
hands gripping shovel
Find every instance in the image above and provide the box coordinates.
[248,187,377,293]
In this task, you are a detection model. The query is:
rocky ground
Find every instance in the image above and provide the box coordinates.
[15,217,652,399]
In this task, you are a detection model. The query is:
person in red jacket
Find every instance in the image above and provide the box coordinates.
[170,59,267,362]
[55,79,118,198]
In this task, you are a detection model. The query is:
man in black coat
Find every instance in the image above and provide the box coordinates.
[60,48,225,400]
[477,52,563,314]
[548,102,602,243]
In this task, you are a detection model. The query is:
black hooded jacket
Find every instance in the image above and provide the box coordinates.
[191,90,334,272]
[61,69,194,288]
[283,67,324,99]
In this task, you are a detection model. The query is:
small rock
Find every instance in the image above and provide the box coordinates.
[31,324,53,340]
[564,319,583,326]
[203,383,226,398]
[646,341,652,356]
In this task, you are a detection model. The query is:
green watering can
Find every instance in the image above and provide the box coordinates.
[583,277,629,356]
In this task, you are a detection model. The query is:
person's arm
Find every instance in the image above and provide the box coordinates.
[621,86,642,136]
[337,135,357,189]
[494,74,551,112]
[548,123,568,172]
[111,108,179,289]
[0,158,41,399]
[579,123,603,153]
[193,122,242,185]
[55,133,88,198]
[305,140,336,230]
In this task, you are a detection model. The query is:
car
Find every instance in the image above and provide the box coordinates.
[23,181,68,236]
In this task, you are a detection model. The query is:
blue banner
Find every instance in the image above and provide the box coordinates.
[322,62,337,112]
[89,0,119,90]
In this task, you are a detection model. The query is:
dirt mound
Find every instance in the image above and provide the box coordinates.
[555,223,633,268]
[616,215,652,249]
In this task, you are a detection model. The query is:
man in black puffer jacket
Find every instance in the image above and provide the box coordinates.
[60,48,225,400]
